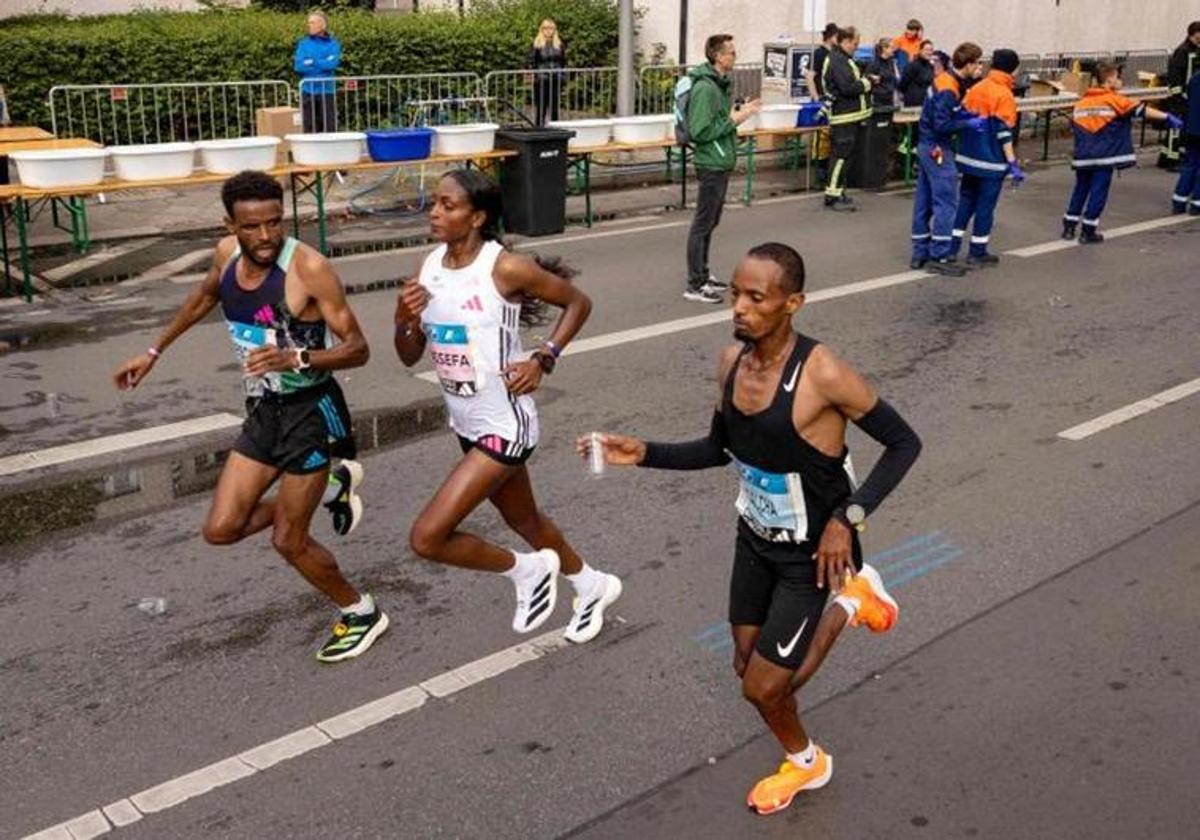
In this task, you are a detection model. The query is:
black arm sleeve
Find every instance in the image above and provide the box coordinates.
[846,399,922,515]
[639,411,731,471]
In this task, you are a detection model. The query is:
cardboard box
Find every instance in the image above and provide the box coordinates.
[255,106,302,164]
[1027,77,1065,98]
[1137,70,1160,88]
[1056,70,1092,95]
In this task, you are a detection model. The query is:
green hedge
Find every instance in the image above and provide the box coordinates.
[0,0,619,129]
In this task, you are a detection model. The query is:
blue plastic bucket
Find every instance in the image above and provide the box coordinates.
[796,102,826,127]
[366,128,434,162]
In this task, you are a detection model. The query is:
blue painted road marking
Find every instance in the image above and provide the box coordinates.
[693,531,961,654]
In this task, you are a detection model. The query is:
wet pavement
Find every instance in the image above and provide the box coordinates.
[2,155,1198,839]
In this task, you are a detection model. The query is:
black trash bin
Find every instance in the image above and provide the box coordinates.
[848,106,895,190]
[494,128,573,236]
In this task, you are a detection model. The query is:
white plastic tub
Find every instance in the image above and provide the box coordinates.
[737,113,760,134]
[757,103,803,130]
[547,118,612,150]
[611,114,674,145]
[285,132,366,166]
[10,148,108,188]
[195,137,281,174]
[432,123,499,157]
[108,142,196,181]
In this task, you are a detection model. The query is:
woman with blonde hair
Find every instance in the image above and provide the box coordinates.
[528,18,566,125]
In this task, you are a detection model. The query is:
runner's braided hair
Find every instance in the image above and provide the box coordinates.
[441,168,575,327]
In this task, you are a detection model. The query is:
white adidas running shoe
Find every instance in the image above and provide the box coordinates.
[512,549,560,634]
[564,573,623,644]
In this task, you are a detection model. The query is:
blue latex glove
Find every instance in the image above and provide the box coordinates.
[1165,114,1184,132]
[965,115,988,132]
[1008,160,1026,184]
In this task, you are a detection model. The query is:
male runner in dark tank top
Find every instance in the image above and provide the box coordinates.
[112,170,387,664]
[580,242,921,815]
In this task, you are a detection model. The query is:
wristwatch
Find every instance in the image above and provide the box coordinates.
[834,503,866,533]
[293,348,312,371]
[532,348,556,375]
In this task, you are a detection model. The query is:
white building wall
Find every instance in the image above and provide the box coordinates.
[639,0,1195,65]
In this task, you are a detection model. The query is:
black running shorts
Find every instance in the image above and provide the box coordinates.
[457,433,536,467]
[729,517,862,670]
[233,380,356,475]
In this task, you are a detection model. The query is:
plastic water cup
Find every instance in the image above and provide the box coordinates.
[588,431,606,477]
[137,597,168,616]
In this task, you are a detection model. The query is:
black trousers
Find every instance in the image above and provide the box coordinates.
[533,76,562,126]
[301,93,338,134]
[825,121,861,198]
[686,168,730,287]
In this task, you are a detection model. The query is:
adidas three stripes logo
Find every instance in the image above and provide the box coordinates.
[524,573,553,627]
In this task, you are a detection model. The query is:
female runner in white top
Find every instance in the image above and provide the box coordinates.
[394,170,622,644]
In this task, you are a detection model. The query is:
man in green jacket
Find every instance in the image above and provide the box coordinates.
[684,34,761,303]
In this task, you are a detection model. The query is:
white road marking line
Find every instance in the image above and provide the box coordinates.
[100,800,141,828]
[532,220,688,246]
[174,218,683,277]
[129,755,256,814]
[415,268,934,384]
[97,296,146,306]
[0,413,243,477]
[316,685,427,740]
[419,631,571,698]
[238,726,332,771]
[1057,377,1200,440]
[22,626,568,840]
[119,247,211,287]
[1006,214,1194,257]
[42,238,163,283]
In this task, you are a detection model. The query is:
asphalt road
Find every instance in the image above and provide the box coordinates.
[3,159,1199,839]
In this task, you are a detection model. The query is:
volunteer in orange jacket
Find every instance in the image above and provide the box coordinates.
[891,19,924,69]
[952,49,1025,266]
[1064,62,1182,243]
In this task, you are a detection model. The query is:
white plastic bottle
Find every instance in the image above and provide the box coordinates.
[588,431,606,477]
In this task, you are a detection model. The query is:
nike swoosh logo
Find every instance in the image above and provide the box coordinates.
[776,617,810,659]
[782,363,802,393]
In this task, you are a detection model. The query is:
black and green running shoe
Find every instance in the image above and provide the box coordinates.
[316,607,389,663]
[324,460,364,536]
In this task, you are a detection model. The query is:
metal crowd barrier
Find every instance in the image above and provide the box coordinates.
[48,81,295,146]
[484,67,617,125]
[298,73,485,132]
[636,62,762,115]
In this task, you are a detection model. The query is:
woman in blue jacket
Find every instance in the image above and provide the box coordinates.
[295,11,342,133]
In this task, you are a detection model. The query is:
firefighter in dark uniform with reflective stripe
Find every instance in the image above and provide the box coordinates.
[1173,67,1200,214]
[821,27,874,211]
[1160,21,1200,170]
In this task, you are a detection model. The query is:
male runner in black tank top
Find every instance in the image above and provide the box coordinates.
[581,242,922,815]
[112,171,387,664]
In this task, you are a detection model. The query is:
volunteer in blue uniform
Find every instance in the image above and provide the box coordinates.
[295,11,342,133]
[952,48,1025,265]
[1172,66,1200,215]
[1063,62,1182,243]
[909,42,987,275]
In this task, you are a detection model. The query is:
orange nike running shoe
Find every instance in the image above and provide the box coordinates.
[746,745,833,815]
[841,563,899,633]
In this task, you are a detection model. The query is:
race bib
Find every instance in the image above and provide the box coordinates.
[227,321,280,395]
[427,323,480,397]
[732,457,808,541]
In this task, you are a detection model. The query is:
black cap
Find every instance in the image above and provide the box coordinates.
[992,48,1020,74]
